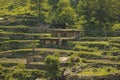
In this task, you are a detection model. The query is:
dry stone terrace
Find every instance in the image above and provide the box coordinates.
[0,26,120,80]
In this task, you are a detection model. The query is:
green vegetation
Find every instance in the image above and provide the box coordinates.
[45,52,60,80]
[0,40,39,51]
[0,27,120,80]
[0,0,120,80]
[0,65,45,80]
[0,0,120,35]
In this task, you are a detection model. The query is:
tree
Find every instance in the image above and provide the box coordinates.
[77,0,120,36]
[48,0,59,11]
[45,53,60,80]
[51,0,77,28]
[30,0,51,23]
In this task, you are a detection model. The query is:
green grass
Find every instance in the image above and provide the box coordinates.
[85,60,120,64]
[76,37,120,41]
[0,40,39,51]
[0,25,120,78]
[0,66,45,80]
[0,58,26,64]
[0,0,119,79]
[78,67,119,76]
[0,0,32,16]
[0,31,51,40]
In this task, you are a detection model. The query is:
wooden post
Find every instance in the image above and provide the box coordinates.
[58,32,61,38]
[58,39,62,46]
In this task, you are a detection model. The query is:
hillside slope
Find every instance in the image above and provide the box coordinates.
[0,0,31,16]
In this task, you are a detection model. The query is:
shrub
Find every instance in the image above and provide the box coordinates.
[112,23,120,31]
[12,71,31,80]
[45,53,61,80]
[70,53,80,63]
[18,64,25,69]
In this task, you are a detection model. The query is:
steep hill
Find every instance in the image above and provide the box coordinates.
[0,25,120,80]
[0,0,31,16]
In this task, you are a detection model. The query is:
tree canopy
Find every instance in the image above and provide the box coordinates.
[0,0,120,35]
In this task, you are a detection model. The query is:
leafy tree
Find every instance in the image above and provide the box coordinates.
[45,53,60,80]
[70,0,80,9]
[48,0,59,10]
[77,0,120,36]
[30,0,51,23]
[51,0,77,28]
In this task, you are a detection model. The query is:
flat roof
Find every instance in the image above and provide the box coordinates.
[49,29,84,32]
[40,37,75,40]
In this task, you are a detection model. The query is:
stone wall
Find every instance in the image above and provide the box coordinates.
[66,73,120,80]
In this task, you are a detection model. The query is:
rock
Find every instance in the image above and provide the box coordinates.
[35,78,42,80]
[64,68,72,76]
[0,17,4,21]
[59,57,68,63]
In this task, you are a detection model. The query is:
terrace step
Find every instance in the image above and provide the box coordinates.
[0,31,51,40]
[86,59,120,65]
[0,58,26,64]
[0,48,75,58]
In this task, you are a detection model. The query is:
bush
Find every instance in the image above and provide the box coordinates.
[12,71,31,80]
[112,23,120,31]
[70,53,80,63]
[45,53,61,80]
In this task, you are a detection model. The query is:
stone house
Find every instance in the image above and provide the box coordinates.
[40,29,84,46]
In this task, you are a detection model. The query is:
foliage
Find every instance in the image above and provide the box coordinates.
[0,0,120,33]
[79,67,119,76]
[51,0,77,28]
[0,40,39,51]
[69,53,80,65]
[77,0,120,36]
[0,66,46,80]
[45,52,60,80]
[112,23,120,31]
[30,0,52,23]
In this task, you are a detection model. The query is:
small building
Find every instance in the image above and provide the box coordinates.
[51,29,84,37]
[40,29,84,46]
[40,37,74,46]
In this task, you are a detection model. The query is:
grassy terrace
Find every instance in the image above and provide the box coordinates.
[85,60,120,64]
[0,48,76,54]
[0,25,120,79]
[0,31,51,36]
[78,67,120,76]
[0,0,119,79]
[0,40,40,51]
[76,37,120,41]
[0,58,26,64]
[0,32,51,38]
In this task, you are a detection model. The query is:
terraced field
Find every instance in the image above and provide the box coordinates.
[0,26,120,80]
